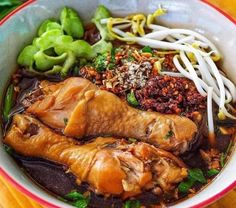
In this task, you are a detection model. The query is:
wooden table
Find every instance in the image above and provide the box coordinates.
[0,0,236,207]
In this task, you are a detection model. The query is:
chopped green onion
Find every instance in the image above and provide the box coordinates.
[164,130,173,139]
[189,168,207,184]
[3,84,14,122]
[207,169,220,177]
[124,200,141,208]
[127,91,139,106]
[142,46,152,54]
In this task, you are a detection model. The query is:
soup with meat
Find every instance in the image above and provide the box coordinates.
[2,5,236,208]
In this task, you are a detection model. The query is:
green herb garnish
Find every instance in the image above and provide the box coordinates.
[63,118,68,125]
[65,191,89,208]
[94,53,108,72]
[108,62,115,69]
[207,169,220,177]
[124,200,141,208]
[220,153,226,167]
[127,56,135,62]
[111,47,116,63]
[220,140,233,167]
[3,84,14,122]
[142,46,152,54]
[178,168,207,193]
[164,130,174,139]
[127,91,139,106]
[65,191,85,200]
[73,200,88,208]
[189,168,207,183]
[4,145,13,155]
[178,177,195,193]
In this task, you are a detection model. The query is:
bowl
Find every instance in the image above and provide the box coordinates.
[0,0,235,207]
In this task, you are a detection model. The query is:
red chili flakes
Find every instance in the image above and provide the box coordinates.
[162,54,178,72]
[135,75,206,116]
[79,66,102,85]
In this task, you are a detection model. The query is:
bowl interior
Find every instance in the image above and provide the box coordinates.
[0,0,235,208]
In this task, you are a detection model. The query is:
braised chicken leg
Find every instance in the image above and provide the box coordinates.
[27,77,197,154]
[5,114,187,198]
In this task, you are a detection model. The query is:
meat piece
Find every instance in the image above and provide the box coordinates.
[27,77,197,154]
[4,114,187,198]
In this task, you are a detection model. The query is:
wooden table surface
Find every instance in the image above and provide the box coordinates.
[0,0,236,208]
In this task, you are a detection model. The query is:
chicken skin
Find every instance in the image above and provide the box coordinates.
[27,77,197,154]
[5,114,187,198]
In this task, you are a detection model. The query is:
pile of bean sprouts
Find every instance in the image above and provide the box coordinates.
[101,7,236,142]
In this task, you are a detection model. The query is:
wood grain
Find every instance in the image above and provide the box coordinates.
[0,0,236,208]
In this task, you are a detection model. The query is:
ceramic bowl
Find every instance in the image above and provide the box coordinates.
[0,0,235,207]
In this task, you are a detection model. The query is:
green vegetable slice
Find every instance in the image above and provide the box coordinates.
[34,51,67,71]
[38,19,62,36]
[70,40,94,59]
[91,5,113,56]
[92,39,112,55]
[127,91,139,106]
[35,29,64,51]
[17,45,39,67]
[92,5,112,41]
[60,7,84,39]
